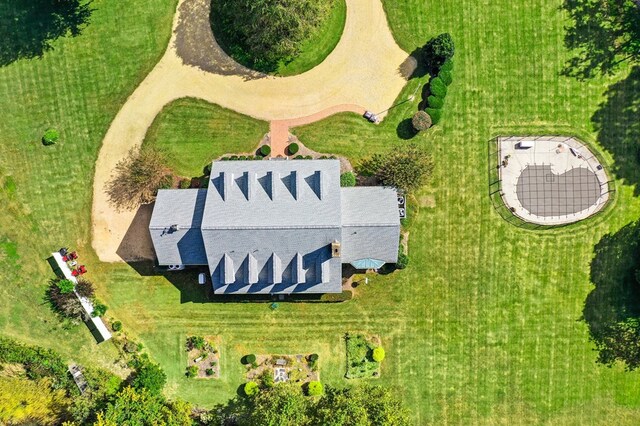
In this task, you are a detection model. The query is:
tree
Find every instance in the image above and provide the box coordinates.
[562,0,640,78]
[94,386,191,426]
[105,147,171,210]
[211,0,335,71]
[0,377,69,426]
[314,384,410,426]
[0,0,92,67]
[247,384,311,425]
[425,33,455,66]
[411,111,432,131]
[340,172,356,187]
[359,144,435,193]
[130,360,166,395]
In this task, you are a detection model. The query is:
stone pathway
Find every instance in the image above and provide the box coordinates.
[269,104,366,156]
[92,0,409,262]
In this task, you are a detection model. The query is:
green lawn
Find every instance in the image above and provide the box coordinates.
[143,98,268,177]
[2,0,640,424]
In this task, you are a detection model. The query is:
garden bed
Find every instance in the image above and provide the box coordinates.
[345,333,382,379]
[186,336,221,379]
[245,353,319,386]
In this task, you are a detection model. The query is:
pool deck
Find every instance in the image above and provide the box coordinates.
[498,136,610,225]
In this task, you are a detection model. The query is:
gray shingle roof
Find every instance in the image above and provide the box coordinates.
[149,189,208,265]
[340,187,400,263]
[202,160,341,229]
[149,160,400,294]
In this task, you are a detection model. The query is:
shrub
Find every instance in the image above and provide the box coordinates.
[186,365,198,378]
[179,179,191,189]
[245,354,256,364]
[308,353,319,362]
[439,70,453,86]
[396,251,409,269]
[260,145,271,156]
[203,163,213,175]
[440,58,454,72]
[304,155,313,159]
[259,369,274,389]
[307,381,323,396]
[75,278,94,298]
[288,143,299,155]
[200,176,210,189]
[425,108,443,125]
[47,281,84,320]
[294,155,305,159]
[56,279,75,294]
[411,111,432,131]
[205,368,214,376]
[429,77,447,98]
[427,33,455,63]
[92,301,108,317]
[42,128,59,146]
[230,155,238,160]
[427,95,444,109]
[112,321,123,332]
[123,341,138,353]
[186,336,206,351]
[340,172,356,187]
[244,381,259,397]
[105,147,171,209]
[372,347,386,362]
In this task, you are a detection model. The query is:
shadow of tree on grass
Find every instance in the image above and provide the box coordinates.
[585,220,640,370]
[560,0,640,80]
[0,0,92,67]
[591,67,640,195]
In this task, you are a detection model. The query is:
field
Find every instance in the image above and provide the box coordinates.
[1,0,640,424]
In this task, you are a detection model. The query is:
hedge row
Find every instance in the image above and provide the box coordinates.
[424,58,454,125]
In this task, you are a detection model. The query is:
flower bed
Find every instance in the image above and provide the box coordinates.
[245,353,319,386]
[186,335,220,379]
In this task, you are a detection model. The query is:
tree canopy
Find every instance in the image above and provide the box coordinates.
[562,0,640,78]
[105,147,171,210]
[359,144,434,193]
[211,0,335,72]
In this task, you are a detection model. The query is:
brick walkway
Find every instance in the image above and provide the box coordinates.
[269,104,367,157]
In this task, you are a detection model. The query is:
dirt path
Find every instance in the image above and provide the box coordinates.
[92,0,410,262]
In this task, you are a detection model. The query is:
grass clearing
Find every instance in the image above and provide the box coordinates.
[143,98,268,177]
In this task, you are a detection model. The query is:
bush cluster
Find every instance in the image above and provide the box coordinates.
[340,172,356,187]
[186,335,206,351]
[179,178,191,189]
[412,35,455,130]
[186,365,198,378]
[42,128,59,146]
[0,337,71,390]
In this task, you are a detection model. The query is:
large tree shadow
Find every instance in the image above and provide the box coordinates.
[591,67,640,195]
[560,0,640,80]
[0,0,92,67]
[585,220,640,370]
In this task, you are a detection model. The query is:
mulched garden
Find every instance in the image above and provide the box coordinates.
[245,353,319,386]
[185,335,220,379]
